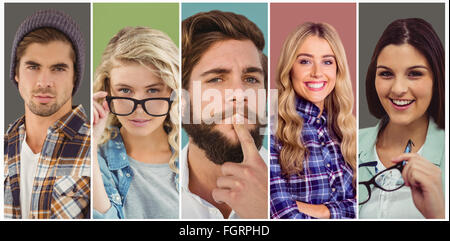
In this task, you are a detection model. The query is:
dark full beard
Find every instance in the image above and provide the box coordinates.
[183,122,264,165]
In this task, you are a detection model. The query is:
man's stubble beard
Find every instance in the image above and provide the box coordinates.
[26,88,70,117]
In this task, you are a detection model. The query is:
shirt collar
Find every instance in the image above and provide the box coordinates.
[103,126,130,171]
[181,144,190,190]
[295,96,327,125]
[181,143,240,219]
[420,118,444,166]
[6,105,87,140]
[50,105,88,140]
[358,118,444,176]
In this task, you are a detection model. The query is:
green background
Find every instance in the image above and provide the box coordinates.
[93,3,179,72]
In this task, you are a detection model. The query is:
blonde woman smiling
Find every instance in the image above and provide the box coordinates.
[92,27,179,219]
[270,22,356,219]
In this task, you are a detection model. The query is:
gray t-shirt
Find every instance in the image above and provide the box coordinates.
[123,156,179,219]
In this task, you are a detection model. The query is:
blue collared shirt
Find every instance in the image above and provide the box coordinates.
[270,97,355,219]
[93,127,178,219]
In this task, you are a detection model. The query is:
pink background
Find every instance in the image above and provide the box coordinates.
[270,3,356,112]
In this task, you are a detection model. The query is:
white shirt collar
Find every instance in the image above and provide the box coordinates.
[180,142,268,219]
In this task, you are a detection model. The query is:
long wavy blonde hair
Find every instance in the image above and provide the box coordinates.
[93,26,179,173]
[275,22,356,183]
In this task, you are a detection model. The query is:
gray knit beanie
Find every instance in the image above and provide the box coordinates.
[10,9,85,95]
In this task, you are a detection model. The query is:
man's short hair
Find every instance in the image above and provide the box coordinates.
[15,27,76,80]
[10,9,85,95]
[182,10,267,90]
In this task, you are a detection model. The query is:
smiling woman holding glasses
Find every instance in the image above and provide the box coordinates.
[359,18,445,219]
[91,26,179,219]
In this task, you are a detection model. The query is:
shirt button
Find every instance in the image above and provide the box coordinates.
[126,173,131,178]
[115,196,121,201]
[326,164,331,168]
[321,142,325,146]
[331,188,336,192]
[316,119,320,124]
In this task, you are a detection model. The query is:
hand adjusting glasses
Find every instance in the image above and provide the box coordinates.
[106,92,175,117]
[358,139,414,205]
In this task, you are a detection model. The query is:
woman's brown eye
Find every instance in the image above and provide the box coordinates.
[378,71,393,78]
[408,71,423,77]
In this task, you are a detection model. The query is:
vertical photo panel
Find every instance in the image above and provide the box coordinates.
[270,3,357,219]
[181,2,269,219]
[358,3,445,219]
[4,3,91,219]
[92,3,180,219]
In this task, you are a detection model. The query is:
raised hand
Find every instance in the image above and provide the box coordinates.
[93,91,109,146]
[392,153,445,219]
[212,120,268,219]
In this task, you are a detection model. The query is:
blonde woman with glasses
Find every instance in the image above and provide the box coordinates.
[92,27,179,219]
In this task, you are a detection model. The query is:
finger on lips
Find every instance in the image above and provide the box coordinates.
[232,124,258,162]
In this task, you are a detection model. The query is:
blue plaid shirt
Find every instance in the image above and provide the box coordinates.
[270,97,355,219]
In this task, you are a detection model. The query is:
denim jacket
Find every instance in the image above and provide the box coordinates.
[93,127,178,219]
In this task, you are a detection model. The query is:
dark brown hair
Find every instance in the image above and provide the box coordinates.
[366,18,445,129]
[182,10,267,90]
[15,27,76,77]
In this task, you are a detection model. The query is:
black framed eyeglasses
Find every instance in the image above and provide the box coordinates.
[106,96,173,117]
[358,139,413,205]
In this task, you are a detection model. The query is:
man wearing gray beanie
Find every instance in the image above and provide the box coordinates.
[4,9,90,219]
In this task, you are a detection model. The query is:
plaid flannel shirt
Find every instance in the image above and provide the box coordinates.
[270,97,355,219]
[4,105,91,219]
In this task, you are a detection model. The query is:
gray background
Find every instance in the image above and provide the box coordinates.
[4,3,90,129]
[359,3,445,129]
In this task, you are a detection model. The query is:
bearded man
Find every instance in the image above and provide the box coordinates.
[181,10,268,219]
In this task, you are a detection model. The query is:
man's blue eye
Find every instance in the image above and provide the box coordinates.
[245,77,259,84]
[207,78,223,83]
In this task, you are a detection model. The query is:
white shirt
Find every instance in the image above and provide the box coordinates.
[19,134,40,219]
[359,145,425,219]
[180,142,268,219]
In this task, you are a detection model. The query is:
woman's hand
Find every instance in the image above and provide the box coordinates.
[296,201,330,219]
[392,153,445,219]
[93,91,109,146]
[92,91,113,214]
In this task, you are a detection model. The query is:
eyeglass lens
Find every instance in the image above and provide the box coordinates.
[110,98,169,116]
[374,168,404,190]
